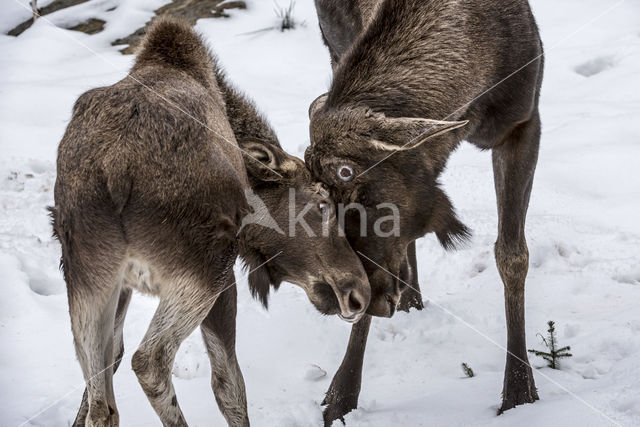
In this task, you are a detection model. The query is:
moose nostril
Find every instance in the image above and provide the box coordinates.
[348,291,364,313]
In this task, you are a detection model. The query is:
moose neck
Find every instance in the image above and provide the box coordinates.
[327,0,491,123]
[214,69,282,150]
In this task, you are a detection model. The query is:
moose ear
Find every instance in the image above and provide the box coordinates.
[370,117,469,151]
[309,93,328,119]
[240,139,298,182]
[315,0,364,65]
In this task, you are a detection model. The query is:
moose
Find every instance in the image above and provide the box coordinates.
[51,18,370,426]
[307,0,544,424]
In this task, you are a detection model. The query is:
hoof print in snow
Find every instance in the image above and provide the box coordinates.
[172,354,207,380]
[4,171,25,191]
[612,267,640,285]
[554,242,589,266]
[18,256,65,296]
[172,338,208,380]
[610,396,640,417]
[563,323,581,339]
[471,262,487,276]
[469,251,490,277]
[304,364,327,381]
[555,243,572,258]
[375,324,406,342]
[574,56,616,77]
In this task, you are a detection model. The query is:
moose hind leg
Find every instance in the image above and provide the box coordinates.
[68,274,122,427]
[492,112,541,413]
[201,281,249,426]
[74,288,133,427]
[132,274,219,426]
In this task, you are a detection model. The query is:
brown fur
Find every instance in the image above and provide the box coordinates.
[307,0,543,423]
[52,18,369,426]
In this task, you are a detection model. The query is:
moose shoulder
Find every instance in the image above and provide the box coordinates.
[307,0,543,423]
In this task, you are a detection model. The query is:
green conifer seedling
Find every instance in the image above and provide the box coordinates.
[528,320,572,369]
[461,362,475,378]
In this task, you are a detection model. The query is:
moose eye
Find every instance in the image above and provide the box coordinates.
[337,165,355,182]
[318,202,329,215]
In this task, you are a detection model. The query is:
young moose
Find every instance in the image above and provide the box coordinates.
[51,19,370,426]
[308,0,544,423]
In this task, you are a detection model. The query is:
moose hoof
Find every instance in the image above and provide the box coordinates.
[322,388,358,426]
[72,389,89,427]
[87,400,118,427]
[498,360,539,414]
[397,292,424,313]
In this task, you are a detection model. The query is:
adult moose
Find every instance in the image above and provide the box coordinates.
[52,19,370,426]
[307,0,544,423]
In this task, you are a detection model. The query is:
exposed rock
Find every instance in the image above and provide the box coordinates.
[8,0,91,36]
[112,0,247,54]
[67,18,106,35]
[7,0,246,52]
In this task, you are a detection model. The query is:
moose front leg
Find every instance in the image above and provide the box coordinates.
[201,281,249,426]
[397,241,424,312]
[322,242,419,425]
[492,112,541,413]
[322,315,371,426]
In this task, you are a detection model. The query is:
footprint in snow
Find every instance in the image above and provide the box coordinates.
[469,261,487,278]
[563,323,580,339]
[612,270,640,285]
[19,255,65,296]
[468,250,491,277]
[304,364,327,381]
[574,56,616,77]
[375,323,407,342]
[172,340,208,380]
[610,396,640,417]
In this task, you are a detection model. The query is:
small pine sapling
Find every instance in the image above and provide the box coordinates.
[528,320,572,369]
[461,362,475,378]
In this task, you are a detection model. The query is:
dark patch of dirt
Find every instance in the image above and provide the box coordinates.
[67,18,106,35]
[8,0,91,36]
[8,0,246,51]
[112,0,247,54]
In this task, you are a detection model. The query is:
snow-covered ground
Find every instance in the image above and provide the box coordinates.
[1,0,639,425]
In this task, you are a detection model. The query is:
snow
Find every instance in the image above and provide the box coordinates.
[1,0,639,426]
